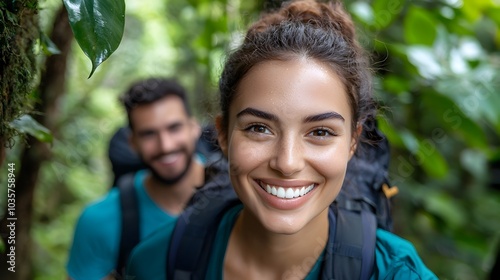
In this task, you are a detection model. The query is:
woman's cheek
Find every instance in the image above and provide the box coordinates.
[228,136,267,175]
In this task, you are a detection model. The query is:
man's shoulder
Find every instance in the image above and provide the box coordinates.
[67,189,123,279]
[77,188,121,227]
[374,229,438,280]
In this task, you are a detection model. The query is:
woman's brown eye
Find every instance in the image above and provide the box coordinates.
[311,129,335,137]
[254,126,265,133]
[245,124,270,134]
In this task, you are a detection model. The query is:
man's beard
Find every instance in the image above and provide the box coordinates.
[142,148,194,186]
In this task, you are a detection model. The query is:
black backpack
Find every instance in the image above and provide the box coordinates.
[165,118,398,280]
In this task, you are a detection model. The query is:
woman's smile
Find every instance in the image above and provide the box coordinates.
[254,179,319,211]
[260,181,316,199]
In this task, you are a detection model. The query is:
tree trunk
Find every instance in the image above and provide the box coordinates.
[0,1,38,149]
[0,6,72,280]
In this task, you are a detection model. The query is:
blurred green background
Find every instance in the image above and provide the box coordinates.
[1,0,500,279]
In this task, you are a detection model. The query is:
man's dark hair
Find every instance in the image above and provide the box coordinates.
[120,78,191,129]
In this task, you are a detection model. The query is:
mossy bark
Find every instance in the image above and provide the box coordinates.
[0,1,39,150]
[0,4,72,280]
[0,1,39,278]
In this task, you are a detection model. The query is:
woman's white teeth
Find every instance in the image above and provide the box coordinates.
[265,184,314,199]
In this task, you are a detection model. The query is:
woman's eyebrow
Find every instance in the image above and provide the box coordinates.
[303,112,345,123]
[236,107,278,121]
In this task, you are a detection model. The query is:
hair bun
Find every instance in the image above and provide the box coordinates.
[249,0,356,43]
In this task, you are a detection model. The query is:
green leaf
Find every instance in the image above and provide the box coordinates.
[415,137,449,178]
[400,130,419,153]
[486,7,500,26]
[382,75,410,94]
[420,91,489,150]
[372,0,404,30]
[40,32,61,55]
[424,192,465,229]
[9,115,53,143]
[63,0,125,78]
[404,7,437,46]
[377,115,405,148]
[395,129,448,178]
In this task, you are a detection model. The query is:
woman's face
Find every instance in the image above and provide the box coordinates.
[218,58,357,234]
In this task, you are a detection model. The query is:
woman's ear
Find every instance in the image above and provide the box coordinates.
[349,123,362,159]
[215,115,228,157]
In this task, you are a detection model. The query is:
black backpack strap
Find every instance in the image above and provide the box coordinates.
[324,201,377,280]
[167,192,239,280]
[115,172,140,278]
[321,207,337,279]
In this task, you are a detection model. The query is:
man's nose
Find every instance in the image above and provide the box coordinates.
[158,132,175,152]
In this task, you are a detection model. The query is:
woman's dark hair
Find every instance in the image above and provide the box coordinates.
[120,78,191,129]
[218,0,375,138]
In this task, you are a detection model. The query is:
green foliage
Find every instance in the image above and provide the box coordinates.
[7,0,498,279]
[63,0,125,77]
[160,0,262,121]
[9,115,53,144]
[0,0,39,147]
[40,32,61,55]
[404,6,437,45]
[350,0,500,277]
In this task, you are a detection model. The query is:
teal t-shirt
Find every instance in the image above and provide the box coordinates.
[126,205,437,280]
[205,205,322,280]
[67,170,177,280]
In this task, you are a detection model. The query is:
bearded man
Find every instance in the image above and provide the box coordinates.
[67,78,222,280]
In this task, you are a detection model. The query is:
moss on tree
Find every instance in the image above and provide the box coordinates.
[0,0,39,148]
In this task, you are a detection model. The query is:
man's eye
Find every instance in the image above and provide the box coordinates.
[139,131,155,138]
[168,123,183,133]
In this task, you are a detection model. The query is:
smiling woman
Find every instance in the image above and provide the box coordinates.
[220,58,354,237]
[125,1,438,279]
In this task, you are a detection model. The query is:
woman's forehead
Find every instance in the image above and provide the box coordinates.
[230,58,352,122]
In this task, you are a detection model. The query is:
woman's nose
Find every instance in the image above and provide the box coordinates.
[269,135,305,176]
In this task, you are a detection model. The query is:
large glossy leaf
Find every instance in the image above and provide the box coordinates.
[9,115,53,143]
[63,0,125,78]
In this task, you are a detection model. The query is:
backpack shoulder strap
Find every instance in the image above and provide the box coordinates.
[167,191,239,280]
[116,172,140,277]
[323,201,377,280]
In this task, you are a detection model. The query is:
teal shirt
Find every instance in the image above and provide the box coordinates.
[127,205,437,280]
[67,170,177,280]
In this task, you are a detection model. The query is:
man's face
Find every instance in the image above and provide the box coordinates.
[129,95,200,185]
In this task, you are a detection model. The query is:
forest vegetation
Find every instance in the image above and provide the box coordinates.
[1,0,500,279]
